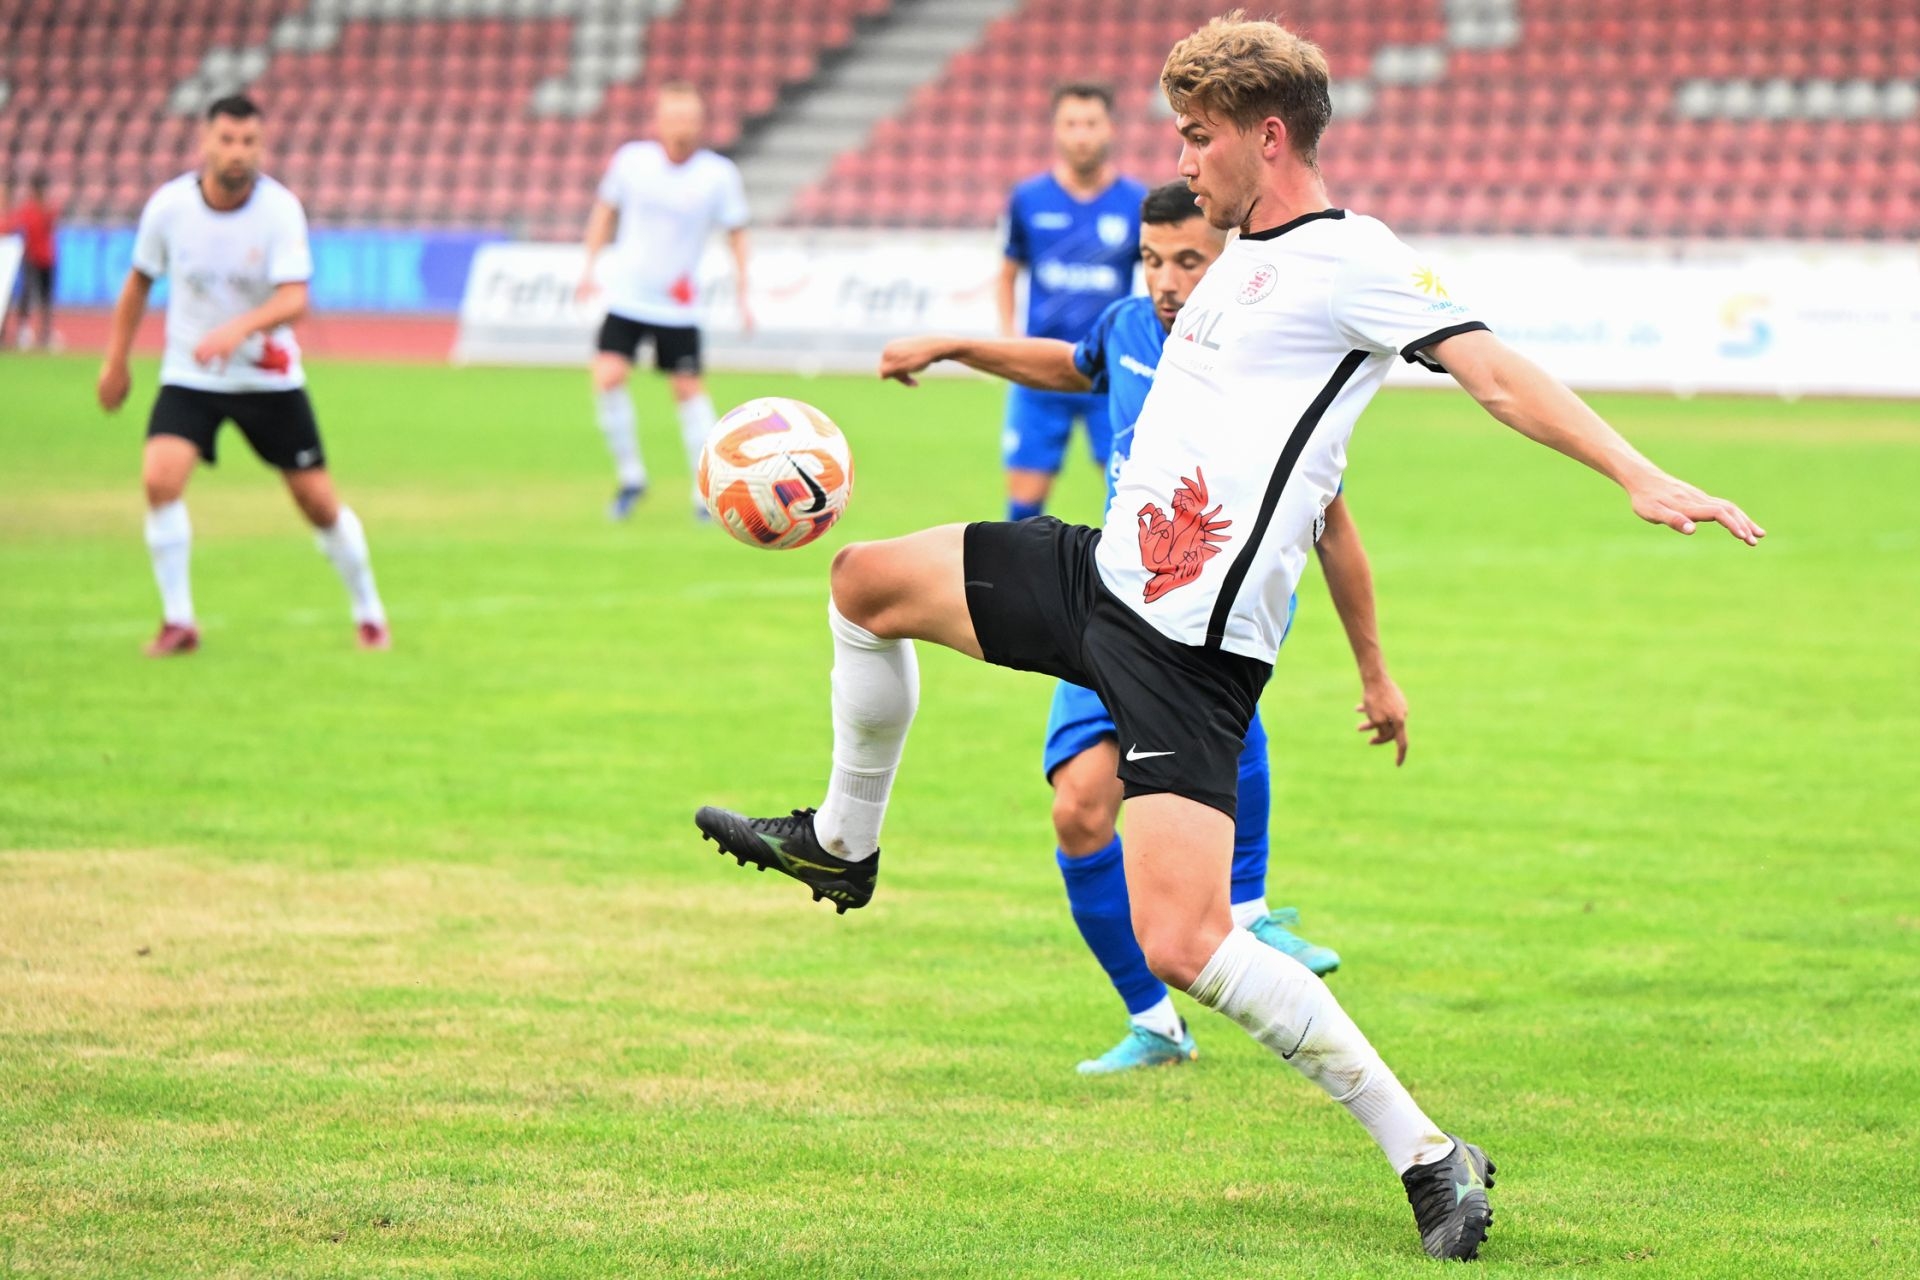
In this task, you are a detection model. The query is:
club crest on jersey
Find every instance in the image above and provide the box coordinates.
[1238,264,1278,305]
[1097,213,1131,247]
[1136,466,1232,603]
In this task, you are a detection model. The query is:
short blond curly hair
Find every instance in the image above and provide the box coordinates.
[1161,10,1332,167]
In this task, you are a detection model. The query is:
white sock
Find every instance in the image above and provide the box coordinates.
[1231,897,1270,929]
[813,599,918,861]
[1129,994,1184,1042]
[1189,928,1455,1174]
[315,506,386,626]
[144,500,195,626]
[676,393,717,501]
[596,387,646,488]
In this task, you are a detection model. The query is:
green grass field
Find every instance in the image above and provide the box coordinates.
[3,354,1917,1278]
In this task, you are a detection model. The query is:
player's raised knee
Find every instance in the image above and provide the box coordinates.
[829,541,895,632]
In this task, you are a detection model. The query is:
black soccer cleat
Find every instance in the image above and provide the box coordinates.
[694,806,879,914]
[1401,1134,1496,1261]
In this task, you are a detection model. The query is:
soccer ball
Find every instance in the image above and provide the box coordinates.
[697,397,854,550]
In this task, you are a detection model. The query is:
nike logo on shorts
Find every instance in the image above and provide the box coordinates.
[1126,745,1176,761]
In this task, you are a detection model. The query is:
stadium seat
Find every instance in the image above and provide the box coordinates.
[1,0,1914,239]
[1,0,901,236]
[778,0,1919,239]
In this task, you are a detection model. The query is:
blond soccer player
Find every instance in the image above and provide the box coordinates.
[577,82,751,520]
[694,12,1762,1261]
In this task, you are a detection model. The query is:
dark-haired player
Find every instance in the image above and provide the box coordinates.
[997,83,1147,521]
[98,95,389,656]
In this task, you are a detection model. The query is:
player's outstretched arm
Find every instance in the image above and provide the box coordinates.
[97,270,154,413]
[878,335,1092,392]
[1431,329,1765,545]
[1314,494,1409,766]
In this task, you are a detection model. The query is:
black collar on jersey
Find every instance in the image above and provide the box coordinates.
[197,174,258,214]
[1242,208,1346,241]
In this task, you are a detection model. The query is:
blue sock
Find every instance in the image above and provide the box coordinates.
[1056,836,1166,1016]
[1230,719,1271,907]
[1008,498,1045,522]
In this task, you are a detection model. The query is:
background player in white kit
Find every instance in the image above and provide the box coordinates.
[577,82,751,520]
[695,12,1765,1261]
[96,96,388,657]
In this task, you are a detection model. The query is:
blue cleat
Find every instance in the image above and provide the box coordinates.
[1248,906,1341,976]
[1076,1022,1198,1075]
[609,483,646,520]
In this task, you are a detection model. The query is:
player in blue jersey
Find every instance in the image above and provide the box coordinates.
[997,83,1149,523]
[882,183,1411,1073]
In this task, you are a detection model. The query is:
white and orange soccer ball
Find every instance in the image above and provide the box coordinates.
[697,397,854,550]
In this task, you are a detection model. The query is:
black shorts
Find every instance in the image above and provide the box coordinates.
[16,262,53,310]
[596,313,701,374]
[964,517,1271,819]
[147,385,326,471]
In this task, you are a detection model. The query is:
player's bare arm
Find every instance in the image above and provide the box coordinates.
[1314,494,1409,766]
[97,269,155,412]
[727,226,753,335]
[995,258,1020,337]
[576,200,617,302]
[880,335,1091,392]
[1432,328,1766,545]
[193,281,309,366]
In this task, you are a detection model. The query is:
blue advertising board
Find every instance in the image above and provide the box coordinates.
[51,226,502,313]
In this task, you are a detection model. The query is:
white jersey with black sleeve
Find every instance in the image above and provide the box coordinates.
[1093,208,1487,664]
[130,172,313,394]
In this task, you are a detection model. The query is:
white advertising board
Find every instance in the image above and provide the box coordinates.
[455,231,1920,397]
[1395,238,1920,398]
[0,235,23,328]
[453,231,1003,369]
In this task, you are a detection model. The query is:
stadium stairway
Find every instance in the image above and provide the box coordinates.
[731,0,1022,222]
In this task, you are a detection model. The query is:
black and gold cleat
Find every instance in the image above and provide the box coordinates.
[1401,1134,1496,1261]
[694,806,879,913]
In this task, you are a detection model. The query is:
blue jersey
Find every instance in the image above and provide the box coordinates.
[1002,173,1148,342]
[1070,294,1166,503]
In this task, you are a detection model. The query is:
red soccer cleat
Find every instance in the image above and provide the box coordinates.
[357,621,392,651]
[143,622,200,657]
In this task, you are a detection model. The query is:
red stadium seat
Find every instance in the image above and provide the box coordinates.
[1,0,1912,238]
[782,0,1918,237]
[0,0,902,230]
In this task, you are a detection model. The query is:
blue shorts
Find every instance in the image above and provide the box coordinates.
[1002,385,1112,474]
[1044,680,1268,792]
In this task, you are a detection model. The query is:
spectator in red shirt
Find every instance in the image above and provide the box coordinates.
[6,173,59,350]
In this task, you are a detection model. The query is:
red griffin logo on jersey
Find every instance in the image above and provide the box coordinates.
[255,339,292,374]
[1136,467,1232,603]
